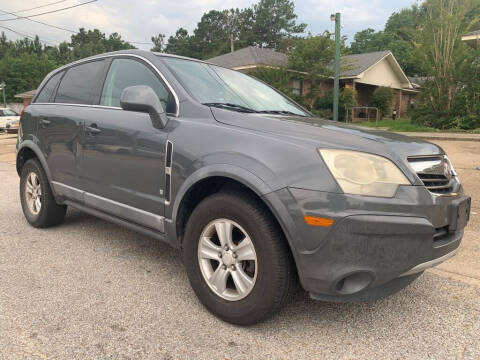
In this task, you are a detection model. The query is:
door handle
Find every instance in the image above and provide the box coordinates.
[86,124,101,134]
[40,118,50,128]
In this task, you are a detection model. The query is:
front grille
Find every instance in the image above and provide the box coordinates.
[417,173,454,194]
[408,156,455,195]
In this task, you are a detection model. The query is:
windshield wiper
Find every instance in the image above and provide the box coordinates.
[202,102,258,113]
[258,110,307,117]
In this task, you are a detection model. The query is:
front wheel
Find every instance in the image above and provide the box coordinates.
[183,191,297,325]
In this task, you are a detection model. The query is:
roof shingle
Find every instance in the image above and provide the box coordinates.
[207,47,392,78]
[340,51,390,77]
[208,46,287,68]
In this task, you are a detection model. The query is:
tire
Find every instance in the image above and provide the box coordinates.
[20,158,67,228]
[183,191,297,325]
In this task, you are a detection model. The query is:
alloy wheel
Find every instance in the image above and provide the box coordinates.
[25,172,42,215]
[197,219,258,301]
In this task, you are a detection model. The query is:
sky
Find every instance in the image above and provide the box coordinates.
[0,0,419,50]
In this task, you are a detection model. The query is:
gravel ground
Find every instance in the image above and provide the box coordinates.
[1,134,480,359]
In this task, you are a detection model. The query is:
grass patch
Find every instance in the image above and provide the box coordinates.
[354,118,437,132]
[354,117,480,133]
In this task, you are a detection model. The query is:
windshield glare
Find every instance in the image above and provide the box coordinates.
[162,57,308,117]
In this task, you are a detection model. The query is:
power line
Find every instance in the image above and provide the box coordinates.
[0,10,76,33]
[1,0,69,15]
[0,0,98,21]
[0,24,58,46]
[0,0,153,46]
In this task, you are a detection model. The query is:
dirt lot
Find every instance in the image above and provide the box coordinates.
[0,133,479,359]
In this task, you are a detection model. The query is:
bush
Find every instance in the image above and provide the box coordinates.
[370,87,394,119]
[314,87,357,121]
[312,108,332,119]
[453,115,479,130]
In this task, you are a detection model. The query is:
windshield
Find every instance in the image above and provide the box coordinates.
[2,109,18,116]
[162,57,309,117]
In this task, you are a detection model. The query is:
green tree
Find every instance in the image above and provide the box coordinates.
[288,34,336,109]
[253,0,306,49]
[0,53,57,101]
[151,33,166,52]
[190,8,256,59]
[164,28,197,58]
[412,0,480,129]
[349,5,424,75]
[0,29,136,102]
[70,28,134,59]
[192,10,233,58]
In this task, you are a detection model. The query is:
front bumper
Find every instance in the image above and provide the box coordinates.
[265,184,470,301]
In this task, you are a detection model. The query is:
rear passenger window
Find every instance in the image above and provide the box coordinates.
[100,58,174,113]
[36,71,63,103]
[55,60,105,105]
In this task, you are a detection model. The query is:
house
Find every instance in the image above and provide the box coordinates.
[462,30,480,47]
[208,47,418,117]
[15,89,36,109]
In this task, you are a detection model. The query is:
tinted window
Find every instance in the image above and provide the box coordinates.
[100,58,173,113]
[55,60,105,104]
[36,71,63,103]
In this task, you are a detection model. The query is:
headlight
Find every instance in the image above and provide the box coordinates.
[319,149,410,197]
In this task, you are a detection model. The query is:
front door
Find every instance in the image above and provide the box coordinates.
[79,57,175,230]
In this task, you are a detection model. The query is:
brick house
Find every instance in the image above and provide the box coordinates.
[208,47,418,118]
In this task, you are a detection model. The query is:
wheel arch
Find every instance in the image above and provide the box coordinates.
[16,141,53,188]
[169,165,302,277]
[170,165,270,241]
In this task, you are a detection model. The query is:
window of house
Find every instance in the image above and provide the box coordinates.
[292,79,302,96]
[100,58,173,113]
[55,60,105,105]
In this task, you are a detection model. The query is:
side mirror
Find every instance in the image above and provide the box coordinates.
[120,85,168,129]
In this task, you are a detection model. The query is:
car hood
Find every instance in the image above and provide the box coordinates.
[211,109,443,160]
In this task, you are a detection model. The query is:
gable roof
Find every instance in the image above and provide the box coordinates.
[207,48,397,77]
[207,47,412,88]
[208,46,288,69]
[340,51,390,77]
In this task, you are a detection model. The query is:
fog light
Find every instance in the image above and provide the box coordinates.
[336,272,374,294]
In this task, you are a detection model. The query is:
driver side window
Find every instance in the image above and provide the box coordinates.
[100,58,174,113]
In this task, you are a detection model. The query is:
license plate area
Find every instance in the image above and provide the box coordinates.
[449,197,471,231]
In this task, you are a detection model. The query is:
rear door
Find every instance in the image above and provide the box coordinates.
[36,60,106,190]
[78,56,175,226]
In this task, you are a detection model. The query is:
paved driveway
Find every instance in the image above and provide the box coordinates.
[1,133,479,359]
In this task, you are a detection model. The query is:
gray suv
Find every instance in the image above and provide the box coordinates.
[17,50,470,325]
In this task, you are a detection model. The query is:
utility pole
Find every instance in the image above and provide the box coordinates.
[331,13,341,122]
[230,33,234,53]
